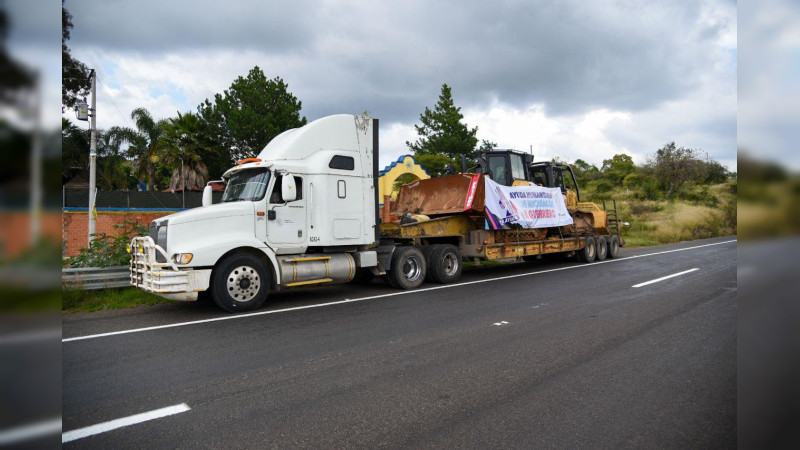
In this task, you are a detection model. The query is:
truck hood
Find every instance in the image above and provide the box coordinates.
[159,201,255,226]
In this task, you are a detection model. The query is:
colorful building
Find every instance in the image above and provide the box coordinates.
[378,155,430,206]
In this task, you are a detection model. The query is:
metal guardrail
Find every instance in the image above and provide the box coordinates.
[62,265,130,290]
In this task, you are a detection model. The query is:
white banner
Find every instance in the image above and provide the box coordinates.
[484,177,574,230]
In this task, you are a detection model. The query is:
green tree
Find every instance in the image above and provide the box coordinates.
[571,158,601,182]
[198,67,306,161]
[646,142,704,198]
[95,130,134,190]
[414,153,457,177]
[601,154,636,186]
[108,107,167,191]
[62,3,90,110]
[62,118,133,189]
[407,84,479,164]
[62,118,88,183]
[159,112,212,191]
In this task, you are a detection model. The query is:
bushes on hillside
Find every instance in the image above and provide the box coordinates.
[572,142,733,203]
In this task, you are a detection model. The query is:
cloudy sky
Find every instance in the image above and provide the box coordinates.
[29,1,745,171]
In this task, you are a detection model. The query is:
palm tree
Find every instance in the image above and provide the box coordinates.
[108,107,166,191]
[159,111,211,191]
[96,130,133,190]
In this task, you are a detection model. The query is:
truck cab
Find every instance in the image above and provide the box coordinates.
[131,114,381,312]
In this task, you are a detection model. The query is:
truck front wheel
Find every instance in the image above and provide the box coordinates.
[388,247,426,290]
[212,253,270,312]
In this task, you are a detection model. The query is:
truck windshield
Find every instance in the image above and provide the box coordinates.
[222,169,271,202]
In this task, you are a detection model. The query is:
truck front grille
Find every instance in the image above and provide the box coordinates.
[149,221,168,263]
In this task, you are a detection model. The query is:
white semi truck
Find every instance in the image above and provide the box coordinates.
[131,114,383,311]
[130,114,622,312]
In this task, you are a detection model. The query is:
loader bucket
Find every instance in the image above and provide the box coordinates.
[392,173,485,217]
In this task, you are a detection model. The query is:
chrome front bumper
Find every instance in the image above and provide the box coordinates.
[129,236,211,301]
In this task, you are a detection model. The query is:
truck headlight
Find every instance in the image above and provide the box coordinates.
[172,253,193,264]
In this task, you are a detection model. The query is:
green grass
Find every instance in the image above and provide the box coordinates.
[62,287,169,313]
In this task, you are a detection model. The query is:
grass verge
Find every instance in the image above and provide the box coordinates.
[62,287,169,313]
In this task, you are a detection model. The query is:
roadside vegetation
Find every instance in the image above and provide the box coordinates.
[550,143,736,247]
[62,287,168,313]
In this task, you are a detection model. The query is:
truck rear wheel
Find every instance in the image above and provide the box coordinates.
[212,253,270,312]
[388,247,426,290]
[577,236,597,263]
[596,236,608,261]
[421,245,436,282]
[607,235,620,258]
[428,244,462,284]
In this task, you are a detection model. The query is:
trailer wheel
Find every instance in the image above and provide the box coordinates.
[607,235,621,259]
[421,245,437,282]
[596,236,608,261]
[388,247,426,290]
[428,244,463,284]
[211,253,269,312]
[577,236,597,263]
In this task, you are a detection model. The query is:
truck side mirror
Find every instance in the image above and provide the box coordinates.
[202,185,213,207]
[281,174,297,202]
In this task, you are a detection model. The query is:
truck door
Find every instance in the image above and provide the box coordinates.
[266,174,307,246]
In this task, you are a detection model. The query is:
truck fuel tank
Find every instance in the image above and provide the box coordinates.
[277,253,356,288]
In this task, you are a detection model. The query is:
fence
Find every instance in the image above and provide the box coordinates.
[62,265,130,290]
[63,188,223,209]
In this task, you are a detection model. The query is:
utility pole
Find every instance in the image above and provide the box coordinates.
[88,69,97,246]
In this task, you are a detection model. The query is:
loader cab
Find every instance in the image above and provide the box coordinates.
[530,161,581,204]
[483,150,534,186]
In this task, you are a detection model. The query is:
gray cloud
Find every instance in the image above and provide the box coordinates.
[66,0,732,120]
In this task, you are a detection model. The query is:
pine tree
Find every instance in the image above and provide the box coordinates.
[407,84,478,161]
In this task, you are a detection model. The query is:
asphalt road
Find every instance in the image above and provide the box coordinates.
[61,236,737,448]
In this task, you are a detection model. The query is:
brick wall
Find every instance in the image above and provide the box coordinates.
[62,210,179,257]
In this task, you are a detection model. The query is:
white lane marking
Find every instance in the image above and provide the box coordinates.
[63,239,737,343]
[61,403,190,444]
[632,268,700,288]
[493,321,510,326]
[0,418,61,445]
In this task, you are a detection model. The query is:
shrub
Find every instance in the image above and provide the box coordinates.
[65,220,147,268]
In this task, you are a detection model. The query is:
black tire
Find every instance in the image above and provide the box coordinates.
[212,253,270,312]
[387,247,426,290]
[428,244,463,284]
[577,236,597,263]
[421,245,437,282]
[522,255,540,262]
[596,235,608,261]
[607,235,620,259]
